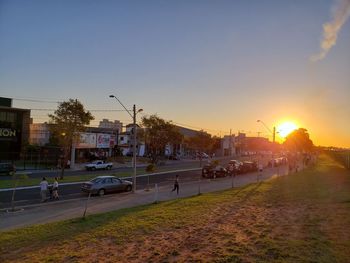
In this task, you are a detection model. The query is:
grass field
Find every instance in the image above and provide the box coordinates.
[1,154,349,262]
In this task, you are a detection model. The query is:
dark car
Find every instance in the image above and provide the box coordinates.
[240,161,258,174]
[81,176,133,196]
[168,155,180,160]
[0,163,16,175]
[226,160,243,175]
[202,164,227,178]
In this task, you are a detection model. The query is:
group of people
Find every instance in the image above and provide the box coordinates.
[39,177,59,202]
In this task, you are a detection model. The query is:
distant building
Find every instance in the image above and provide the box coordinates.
[0,97,31,160]
[221,135,236,156]
[98,119,122,133]
[29,122,50,146]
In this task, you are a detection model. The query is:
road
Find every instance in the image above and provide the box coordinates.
[0,169,203,209]
[0,156,277,209]
[0,164,291,231]
[1,159,206,179]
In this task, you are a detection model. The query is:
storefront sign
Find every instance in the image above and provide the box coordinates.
[0,128,17,140]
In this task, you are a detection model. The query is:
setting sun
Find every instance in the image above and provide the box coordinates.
[277,121,298,138]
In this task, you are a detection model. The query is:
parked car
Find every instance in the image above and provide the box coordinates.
[0,163,16,175]
[202,164,227,178]
[81,176,132,196]
[168,155,180,160]
[85,160,113,171]
[240,161,258,174]
[226,160,243,175]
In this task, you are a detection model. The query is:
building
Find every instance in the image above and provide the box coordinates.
[98,119,122,132]
[73,126,119,163]
[29,122,50,146]
[0,97,31,161]
[221,135,236,156]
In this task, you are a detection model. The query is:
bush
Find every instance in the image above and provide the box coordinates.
[146,164,156,173]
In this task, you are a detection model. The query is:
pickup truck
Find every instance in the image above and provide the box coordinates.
[85,160,113,171]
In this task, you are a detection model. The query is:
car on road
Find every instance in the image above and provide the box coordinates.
[240,161,258,174]
[85,160,113,171]
[202,164,227,178]
[226,159,243,175]
[0,162,16,175]
[81,176,133,196]
[168,155,180,160]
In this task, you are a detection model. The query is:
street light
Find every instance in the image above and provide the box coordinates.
[109,95,143,193]
[257,119,275,143]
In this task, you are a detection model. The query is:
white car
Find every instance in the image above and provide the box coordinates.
[85,160,113,171]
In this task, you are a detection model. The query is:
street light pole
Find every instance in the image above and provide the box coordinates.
[133,104,137,193]
[109,95,142,193]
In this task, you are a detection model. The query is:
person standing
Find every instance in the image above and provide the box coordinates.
[40,177,49,202]
[171,174,180,195]
[52,177,59,200]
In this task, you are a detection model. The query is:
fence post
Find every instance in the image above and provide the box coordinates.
[154,183,158,203]
[83,192,91,218]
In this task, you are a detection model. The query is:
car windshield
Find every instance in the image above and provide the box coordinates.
[90,178,104,183]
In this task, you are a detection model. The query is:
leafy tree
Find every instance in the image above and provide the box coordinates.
[185,130,216,166]
[186,130,214,154]
[48,99,94,178]
[283,128,313,152]
[141,115,183,164]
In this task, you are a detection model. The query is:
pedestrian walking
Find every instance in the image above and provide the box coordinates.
[171,174,179,195]
[40,177,49,202]
[52,177,59,200]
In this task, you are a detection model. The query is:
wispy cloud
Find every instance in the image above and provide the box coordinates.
[311,0,350,61]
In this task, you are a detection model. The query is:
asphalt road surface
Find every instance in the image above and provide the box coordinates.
[0,156,277,209]
[0,169,202,209]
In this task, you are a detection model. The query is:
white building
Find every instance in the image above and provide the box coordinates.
[98,119,122,133]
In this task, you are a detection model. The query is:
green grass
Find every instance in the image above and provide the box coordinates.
[1,154,349,262]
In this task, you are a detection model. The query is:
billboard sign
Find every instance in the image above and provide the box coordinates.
[96,133,111,148]
[75,133,96,148]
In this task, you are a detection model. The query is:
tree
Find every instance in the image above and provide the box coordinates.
[141,115,183,164]
[185,130,215,166]
[186,130,214,153]
[48,99,94,178]
[283,128,313,152]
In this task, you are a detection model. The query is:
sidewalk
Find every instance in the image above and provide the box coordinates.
[0,166,290,231]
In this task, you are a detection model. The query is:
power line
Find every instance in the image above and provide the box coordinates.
[13,98,60,103]
[30,108,130,112]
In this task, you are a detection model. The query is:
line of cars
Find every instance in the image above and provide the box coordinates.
[202,160,259,179]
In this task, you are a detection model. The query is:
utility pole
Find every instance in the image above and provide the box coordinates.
[229,129,232,156]
[273,126,276,143]
[133,104,137,193]
[109,95,142,193]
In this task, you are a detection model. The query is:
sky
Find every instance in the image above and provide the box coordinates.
[1,0,349,147]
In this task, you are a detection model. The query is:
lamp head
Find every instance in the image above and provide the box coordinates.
[137,109,143,113]
[109,95,115,98]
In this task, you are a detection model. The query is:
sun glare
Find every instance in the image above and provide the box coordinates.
[277,121,298,138]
